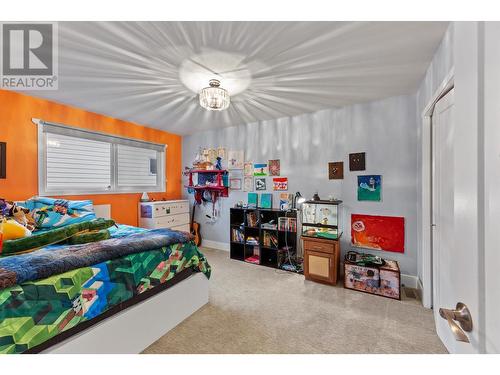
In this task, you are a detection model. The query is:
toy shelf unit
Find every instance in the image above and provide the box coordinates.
[230,208,299,271]
[185,169,229,197]
[301,200,343,240]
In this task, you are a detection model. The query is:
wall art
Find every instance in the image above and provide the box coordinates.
[253,163,268,176]
[255,177,266,191]
[351,214,405,253]
[349,152,366,171]
[230,178,242,190]
[206,148,218,164]
[279,193,294,210]
[217,147,226,160]
[244,162,253,176]
[228,150,244,169]
[268,159,280,176]
[243,176,253,191]
[357,175,382,201]
[328,161,343,179]
[272,177,288,191]
[260,193,273,209]
[248,192,258,208]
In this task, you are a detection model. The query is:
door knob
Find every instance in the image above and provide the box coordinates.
[439,302,473,343]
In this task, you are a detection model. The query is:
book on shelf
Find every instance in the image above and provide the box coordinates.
[278,217,297,232]
[263,231,278,248]
[231,228,244,243]
[246,212,259,227]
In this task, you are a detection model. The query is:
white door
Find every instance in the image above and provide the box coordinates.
[432,87,478,353]
[484,21,500,354]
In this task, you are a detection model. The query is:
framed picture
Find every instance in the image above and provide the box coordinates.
[248,193,258,209]
[244,162,253,176]
[349,152,366,171]
[328,161,343,179]
[351,214,405,253]
[260,193,273,209]
[0,142,5,179]
[279,193,293,210]
[253,163,268,176]
[217,147,226,160]
[255,177,266,191]
[243,176,253,191]
[357,175,382,201]
[272,177,288,191]
[228,150,244,169]
[230,178,242,190]
[268,159,280,176]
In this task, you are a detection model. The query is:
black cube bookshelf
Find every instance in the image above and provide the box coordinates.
[230,207,298,271]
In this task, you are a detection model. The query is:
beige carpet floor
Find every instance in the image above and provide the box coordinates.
[143,248,447,354]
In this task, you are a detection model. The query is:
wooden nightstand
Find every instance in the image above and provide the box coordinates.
[302,236,340,285]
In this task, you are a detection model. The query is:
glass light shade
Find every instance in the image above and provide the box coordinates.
[199,79,230,111]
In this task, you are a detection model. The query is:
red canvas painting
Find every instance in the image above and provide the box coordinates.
[351,214,405,253]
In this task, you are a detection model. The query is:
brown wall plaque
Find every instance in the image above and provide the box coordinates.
[328,161,344,179]
[349,152,366,171]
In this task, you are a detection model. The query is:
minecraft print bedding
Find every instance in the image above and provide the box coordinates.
[16,197,97,230]
[0,225,211,354]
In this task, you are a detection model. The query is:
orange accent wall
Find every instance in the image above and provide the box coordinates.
[0,89,182,226]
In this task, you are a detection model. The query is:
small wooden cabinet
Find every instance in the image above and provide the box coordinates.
[303,236,340,285]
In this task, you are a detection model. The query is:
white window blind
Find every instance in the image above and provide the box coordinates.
[46,133,112,191]
[37,119,166,195]
[117,144,157,187]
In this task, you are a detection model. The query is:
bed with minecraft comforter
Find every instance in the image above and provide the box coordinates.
[0,198,210,354]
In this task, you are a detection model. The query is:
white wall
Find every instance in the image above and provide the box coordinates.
[183,94,420,276]
[415,24,454,283]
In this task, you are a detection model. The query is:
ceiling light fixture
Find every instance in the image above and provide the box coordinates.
[199,79,230,111]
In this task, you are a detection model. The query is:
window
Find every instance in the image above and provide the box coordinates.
[37,120,166,195]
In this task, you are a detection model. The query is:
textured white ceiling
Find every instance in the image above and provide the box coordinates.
[26,21,448,135]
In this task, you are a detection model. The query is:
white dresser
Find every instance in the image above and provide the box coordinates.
[138,200,190,232]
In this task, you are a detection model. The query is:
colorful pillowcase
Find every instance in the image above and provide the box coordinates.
[16,197,96,230]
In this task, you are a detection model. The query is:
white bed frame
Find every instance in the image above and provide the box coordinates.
[42,272,209,354]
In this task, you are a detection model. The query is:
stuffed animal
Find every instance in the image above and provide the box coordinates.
[10,204,36,232]
[0,198,14,217]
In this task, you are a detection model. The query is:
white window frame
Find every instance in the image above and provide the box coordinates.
[34,118,167,196]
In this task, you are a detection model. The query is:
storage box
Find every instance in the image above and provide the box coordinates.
[344,259,400,300]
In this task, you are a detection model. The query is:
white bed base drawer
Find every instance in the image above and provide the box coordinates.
[43,272,209,354]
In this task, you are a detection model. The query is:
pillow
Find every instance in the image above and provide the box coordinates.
[0,219,32,241]
[17,197,96,230]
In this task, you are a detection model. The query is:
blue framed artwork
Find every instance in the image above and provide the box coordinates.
[357,175,382,201]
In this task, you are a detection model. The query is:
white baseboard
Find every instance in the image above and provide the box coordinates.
[199,242,422,293]
[401,273,419,289]
[201,239,229,251]
[416,277,424,302]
